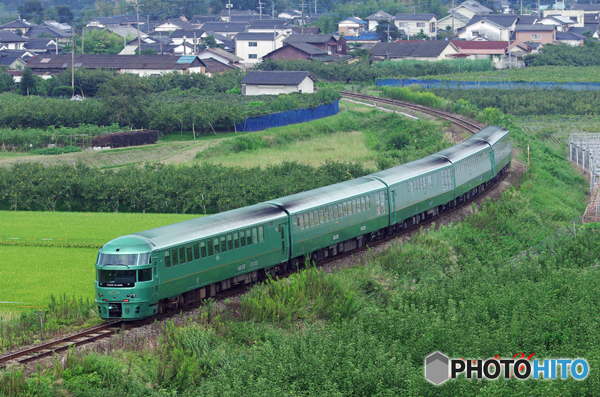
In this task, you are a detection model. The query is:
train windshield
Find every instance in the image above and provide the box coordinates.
[98,253,139,266]
[98,270,136,287]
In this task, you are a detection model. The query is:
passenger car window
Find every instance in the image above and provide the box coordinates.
[240,230,246,247]
[252,228,258,244]
[361,197,365,212]
[234,232,240,249]
[247,229,252,245]
[343,202,348,217]
[324,208,329,222]
[172,249,179,266]
[214,238,220,254]
[309,212,314,227]
[314,210,319,225]
[299,215,304,229]
[227,234,233,251]
[179,247,186,264]
[193,243,200,260]
[258,226,264,243]
[304,213,309,228]
[366,196,370,210]
[186,245,193,262]
[329,205,333,221]
[221,236,227,252]
[352,199,357,213]
[319,209,324,224]
[164,251,171,268]
[200,241,207,258]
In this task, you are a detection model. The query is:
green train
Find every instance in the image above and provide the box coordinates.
[95,125,511,320]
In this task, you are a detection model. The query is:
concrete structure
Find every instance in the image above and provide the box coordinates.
[240,71,315,95]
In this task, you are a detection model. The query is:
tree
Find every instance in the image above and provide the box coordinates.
[76,30,124,54]
[204,35,218,49]
[19,68,37,96]
[98,73,152,127]
[18,0,45,24]
[376,21,402,42]
[55,6,74,23]
[0,70,15,93]
[410,29,430,40]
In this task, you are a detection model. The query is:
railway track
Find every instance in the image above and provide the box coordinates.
[340,91,482,134]
[0,99,493,370]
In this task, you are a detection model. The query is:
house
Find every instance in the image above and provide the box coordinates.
[538,15,577,32]
[24,26,71,42]
[168,30,205,46]
[451,40,531,68]
[264,42,328,61]
[370,41,460,61]
[574,4,600,14]
[0,50,28,69]
[393,14,437,39]
[246,19,293,35]
[190,15,218,26]
[235,33,285,65]
[556,31,586,46]
[459,14,519,40]
[153,18,196,32]
[0,19,36,35]
[240,71,315,95]
[338,17,368,36]
[87,15,140,29]
[344,33,382,47]
[514,24,556,44]
[451,1,493,19]
[199,22,248,38]
[26,54,206,77]
[283,34,347,55]
[43,21,71,33]
[198,47,244,69]
[278,10,305,20]
[217,9,258,23]
[0,31,28,50]
[438,13,471,32]
[366,11,394,32]
[290,26,321,34]
[542,10,585,27]
[23,38,61,54]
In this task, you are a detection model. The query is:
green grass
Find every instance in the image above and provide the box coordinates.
[0,211,200,247]
[0,246,97,309]
[194,131,378,169]
[421,66,600,83]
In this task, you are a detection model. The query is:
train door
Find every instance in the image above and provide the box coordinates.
[390,190,396,225]
[278,222,289,261]
[153,255,160,296]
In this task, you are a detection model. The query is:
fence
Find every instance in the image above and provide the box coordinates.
[377,79,600,91]
[569,133,600,222]
[235,101,339,133]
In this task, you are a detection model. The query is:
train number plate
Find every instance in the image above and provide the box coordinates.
[360,225,366,231]
[333,234,339,241]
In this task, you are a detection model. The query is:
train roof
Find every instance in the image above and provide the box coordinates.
[268,177,386,214]
[469,125,510,146]
[102,203,287,252]
[434,138,490,163]
[366,155,451,186]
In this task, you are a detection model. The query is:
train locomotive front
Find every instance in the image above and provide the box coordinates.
[95,235,156,320]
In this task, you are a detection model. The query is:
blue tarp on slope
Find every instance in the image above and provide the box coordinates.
[235,101,339,133]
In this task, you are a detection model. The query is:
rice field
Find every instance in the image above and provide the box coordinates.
[0,211,201,314]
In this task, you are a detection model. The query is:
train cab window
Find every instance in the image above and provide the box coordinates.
[234,232,240,249]
[214,238,220,254]
[186,245,193,262]
[139,253,151,265]
[319,209,324,224]
[247,229,252,245]
[299,215,304,229]
[193,244,200,260]
[309,212,314,227]
[165,251,171,268]
[200,242,207,258]
[324,208,329,222]
[304,213,309,228]
[314,211,319,225]
[352,199,357,213]
[329,205,334,221]
[221,236,227,252]
[179,247,186,265]
[171,249,179,266]
[240,230,246,247]
[139,268,152,282]
[227,234,233,251]
[252,228,258,244]
[258,226,264,243]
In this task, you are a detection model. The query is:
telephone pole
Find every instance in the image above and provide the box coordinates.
[272,3,275,19]
[131,0,143,55]
[226,0,233,22]
[451,0,455,32]
[314,0,317,14]
[258,0,265,19]
[300,0,306,34]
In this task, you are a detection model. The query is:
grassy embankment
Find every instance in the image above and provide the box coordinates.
[2,91,598,395]
[420,66,600,83]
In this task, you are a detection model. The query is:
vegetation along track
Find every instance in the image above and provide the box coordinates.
[340,91,482,133]
[1,99,495,369]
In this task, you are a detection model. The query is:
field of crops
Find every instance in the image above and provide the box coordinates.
[423,66,600,83]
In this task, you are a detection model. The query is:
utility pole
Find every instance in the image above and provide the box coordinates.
[538,0,541,17]
[131,0,143,55]
[159,32,163,54]
[258,0,264,19]
[300,0,305,34]
[451,0,455,32]
[387,23,391,42]
[71,34,75,96]
[183,36,187,54]
[272,3,275,19]
[193,32,197,53]
[314,0,317,14]
[226,0,233,22]
[508,34,512,68]
[81,28,84,54]
[521,0,523,14]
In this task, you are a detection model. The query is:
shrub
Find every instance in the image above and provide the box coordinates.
[91,130,159,148]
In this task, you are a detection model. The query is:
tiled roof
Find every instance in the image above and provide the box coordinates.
[556,31,586,40]
[0,20,36,29]
[343,33,381,41]
[366,10,394,21]
[23,38,59,50]
[200,57,235,73]
[168,29,205,39]
[286,42,327,55]
[200,22,248,32]
[393,13,437,21]
[240,70,312,85]
[235,32,278,40]
[574,4,600,12]
[370,41,455,58]
[27,54,202,70]
[515,24,555,31]
[438,13,471,23]
[90,15,139,25]
[284,33,335,44]
[248,19,289,29]
[451,40,510,49]
[457,1,493,14]
[290,27,321,34]
[201,47,244,62]
[466,14,519,28]
[517,15,538,24]
[190,15,218,24]
[25,26,71,38]
[0,30,28,42]
[0,51,27,67]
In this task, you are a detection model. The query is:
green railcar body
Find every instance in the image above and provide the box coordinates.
[94,125,511,321]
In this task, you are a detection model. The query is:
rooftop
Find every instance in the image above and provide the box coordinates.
[240,70,313,85]
[394,13,437,21]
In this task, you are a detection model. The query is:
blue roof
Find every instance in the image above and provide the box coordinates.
[347,17,367,25]
[177,55,197,63]
[344,33,381,41]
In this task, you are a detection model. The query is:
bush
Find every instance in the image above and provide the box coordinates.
[91,129,159,148]
[52,86,73,97]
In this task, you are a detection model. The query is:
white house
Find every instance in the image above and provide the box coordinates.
[459,14,519,40]
[240,71,315,95]
[235,32,284,65]
[393,13,437,39]
[0,31,27,50]
[366,11,394,32]
[338,17,368,36]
